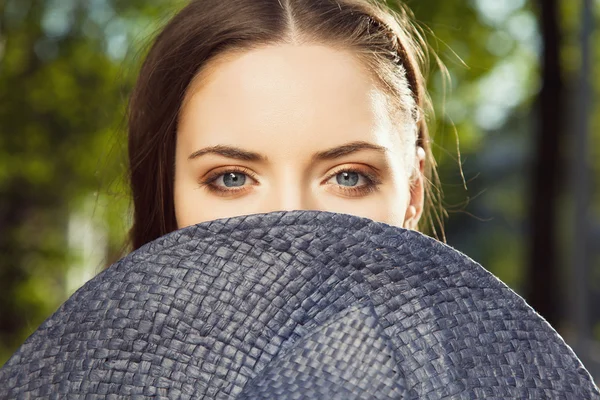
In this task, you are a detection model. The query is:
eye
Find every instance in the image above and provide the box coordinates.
[220,172,246,187]
[199,166,257,195]
[333,171,362,187]
[324,167,382,197]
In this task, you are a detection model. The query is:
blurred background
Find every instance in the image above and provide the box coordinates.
[0,0,598,381]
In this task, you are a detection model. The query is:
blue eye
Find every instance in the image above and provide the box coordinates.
[325,168,382,197]
[199,166,256,195]
[336,171,360,187]
[221,172,246,187]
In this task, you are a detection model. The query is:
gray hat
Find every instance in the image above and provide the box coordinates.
[1,210,599,399]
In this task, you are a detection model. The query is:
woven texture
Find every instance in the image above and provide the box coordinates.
[0,210,598,399]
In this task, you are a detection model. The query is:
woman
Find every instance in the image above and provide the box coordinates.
[1,0,599,398]
[127,0,443,249]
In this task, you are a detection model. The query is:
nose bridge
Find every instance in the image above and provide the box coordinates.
[268,169,313,211]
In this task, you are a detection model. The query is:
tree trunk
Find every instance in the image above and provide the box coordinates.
[527,0,563,327]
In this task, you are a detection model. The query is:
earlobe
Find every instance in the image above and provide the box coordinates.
[404,205,417,229]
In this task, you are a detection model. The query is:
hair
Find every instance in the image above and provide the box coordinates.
[127,0,444,251]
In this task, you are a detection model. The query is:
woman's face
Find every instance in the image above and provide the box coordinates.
[175,44,424,229]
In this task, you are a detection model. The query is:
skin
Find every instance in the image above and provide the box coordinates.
[174,43,425,230]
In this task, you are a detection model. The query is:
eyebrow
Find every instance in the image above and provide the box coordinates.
[188,145,266,162]
[188,141,388,162]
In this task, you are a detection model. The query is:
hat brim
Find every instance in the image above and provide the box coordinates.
[1,210,598,398]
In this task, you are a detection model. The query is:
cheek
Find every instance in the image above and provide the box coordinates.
[362,187,410,227]
[173,167,195,229]
[367,157,412,226]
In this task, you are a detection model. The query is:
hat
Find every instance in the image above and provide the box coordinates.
[1,210,598,398]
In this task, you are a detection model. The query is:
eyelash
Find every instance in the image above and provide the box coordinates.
[198,166,382,197]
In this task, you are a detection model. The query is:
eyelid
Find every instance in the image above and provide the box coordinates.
[198,166,259,196]
[202,166,259,184]
[322,164,382,185]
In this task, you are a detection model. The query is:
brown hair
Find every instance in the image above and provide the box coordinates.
[127,0,443,250]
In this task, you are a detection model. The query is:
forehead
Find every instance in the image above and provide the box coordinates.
[178,44,410,156]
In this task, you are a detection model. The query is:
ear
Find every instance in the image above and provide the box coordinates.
[403,146,426,230]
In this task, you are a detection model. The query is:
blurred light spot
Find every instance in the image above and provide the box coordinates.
[473,0,525,26]
[41,0,76,39]
[67,195,107,296]
[104,18,128,61]
[87,0,115,26]
[475,60,529,130]
[107,34,127,60]
[506,11,541,56]
[486,30,514,57]
[475,103,507,131]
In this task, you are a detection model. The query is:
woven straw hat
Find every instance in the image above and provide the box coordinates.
[1,210,599,398]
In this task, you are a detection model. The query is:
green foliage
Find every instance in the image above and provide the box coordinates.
[0,0,164,363]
